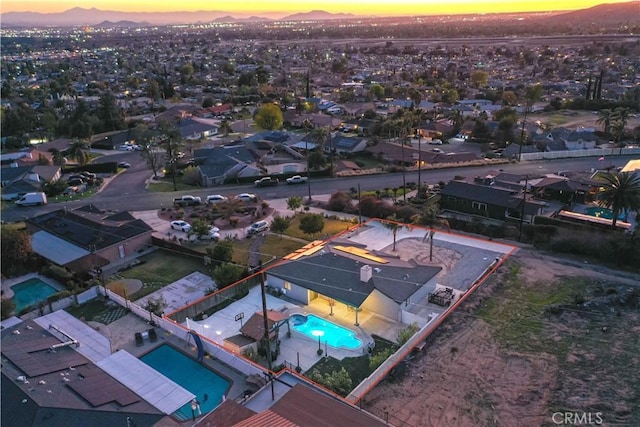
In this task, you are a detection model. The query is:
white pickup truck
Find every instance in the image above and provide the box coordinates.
[285,175,308,185]
[173,195,202,207]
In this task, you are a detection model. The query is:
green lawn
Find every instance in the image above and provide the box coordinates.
[284,214,355,241]
[115,249,209,299]
[147,180,198,192]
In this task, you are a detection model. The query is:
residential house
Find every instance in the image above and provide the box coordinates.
[26,204,153,275]
[200,382,388,427]
[195,145,260,186]
[440,180,545,223]
[331,135,368,154]
[530,175,595,204]
[178,118,218,141]
[266,244,441,324]
[1,312,188,427]
[91,129,135,150]
[1,165,61,201]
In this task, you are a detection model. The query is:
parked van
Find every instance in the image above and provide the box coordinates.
[15,192,47,206]
[247,220,269,236]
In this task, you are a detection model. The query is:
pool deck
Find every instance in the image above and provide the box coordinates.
[0,273,65,300]
[105,313,250,403]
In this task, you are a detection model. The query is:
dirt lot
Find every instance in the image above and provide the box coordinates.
[362,248,640,427]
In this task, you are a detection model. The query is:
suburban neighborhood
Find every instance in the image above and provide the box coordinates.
[1,3,640,427]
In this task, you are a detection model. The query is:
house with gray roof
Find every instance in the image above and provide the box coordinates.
[1,165,61,201]
[265,244,441,324]
[331,135,367,154]
[26,204,153,274]
[194,145,260,186]
[440,179,545,223]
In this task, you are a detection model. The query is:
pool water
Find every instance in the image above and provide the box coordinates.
[11,278,59,313]
[584,207,624,220]
[140,344,230,420]
[290,314,362,349]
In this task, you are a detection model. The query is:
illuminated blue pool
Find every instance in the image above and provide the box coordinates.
[290,314,362,349]
[140,345,230,421]
[584,207,624,220]
[11,278,59,313]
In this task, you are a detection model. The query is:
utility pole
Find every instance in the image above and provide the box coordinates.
[357,183,362,224]
[306,132,312,203]
[258,261,275,401]
[518,176,529,242]
[417,129,422,198]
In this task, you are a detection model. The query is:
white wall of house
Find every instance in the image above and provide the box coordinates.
[360,289,400,322]
[266,275,310,304]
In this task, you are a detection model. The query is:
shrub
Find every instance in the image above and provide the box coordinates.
[369,347,394,370]
[397,322,419,345]
[1,299,16,320]
[327,191,354,212]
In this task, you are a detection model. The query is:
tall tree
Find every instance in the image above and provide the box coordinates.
[66,139,90,165]
[611,107,630,144]
[157,121,184,191]
[298,214,325,239]
[97,91,125,132]
[1,226,37,277]
[270,216,291,240]
[254,103,283,130]
[382,215,405,251]
[597,172,640,229]
[597,109,614,135]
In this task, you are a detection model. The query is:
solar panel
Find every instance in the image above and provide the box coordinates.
[68,365,140,407]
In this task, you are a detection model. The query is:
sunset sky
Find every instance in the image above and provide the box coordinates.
[1,1,631,17]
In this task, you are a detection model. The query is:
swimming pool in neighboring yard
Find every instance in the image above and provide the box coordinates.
[11,277,59,313]
[290,313,362,350]
[140,344,231,420]
[583,207,624,220]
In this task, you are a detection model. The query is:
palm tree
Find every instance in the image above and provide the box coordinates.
[596,171,640,229]
[383,215,405,251]
[596,109,614,135]
[67,139,90,165]
[611,107,630,144]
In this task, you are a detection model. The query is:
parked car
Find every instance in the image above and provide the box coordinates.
[286,175,308,185]
[254,176,279,187]
[117,144,134,151]
[118,162,131,168]
[170,220,192,232]
[235,193,257,203]
[201,226,221,241]
[247,220,269,236]
[431,148,444,153]
[173,195,201,207]
[67,177,86,186]
[206,194,228,204]
[428,139,443,145]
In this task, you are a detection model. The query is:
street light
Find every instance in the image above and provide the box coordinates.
[311,330,324,352]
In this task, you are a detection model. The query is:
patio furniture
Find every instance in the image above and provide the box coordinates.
[148,328,158,343]
[135,332,144,347]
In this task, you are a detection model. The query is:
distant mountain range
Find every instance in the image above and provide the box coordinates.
[0,2,636,27]
[0,7,357,27]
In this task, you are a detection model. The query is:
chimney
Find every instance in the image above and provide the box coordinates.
[360,265,372,283]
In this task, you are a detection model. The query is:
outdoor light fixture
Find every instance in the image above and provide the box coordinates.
[311,330,325,351]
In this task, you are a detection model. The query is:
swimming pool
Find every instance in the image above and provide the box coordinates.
[140,344,231,420]
[11,278,59,313]
[290,314,362,350]
[583,207,624,220]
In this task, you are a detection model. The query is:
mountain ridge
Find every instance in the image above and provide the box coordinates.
[1,2,637,27]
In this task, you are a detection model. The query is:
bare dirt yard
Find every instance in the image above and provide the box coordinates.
[362,248,640,427]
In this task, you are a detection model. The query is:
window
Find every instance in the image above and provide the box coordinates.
[472,201,487,211]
